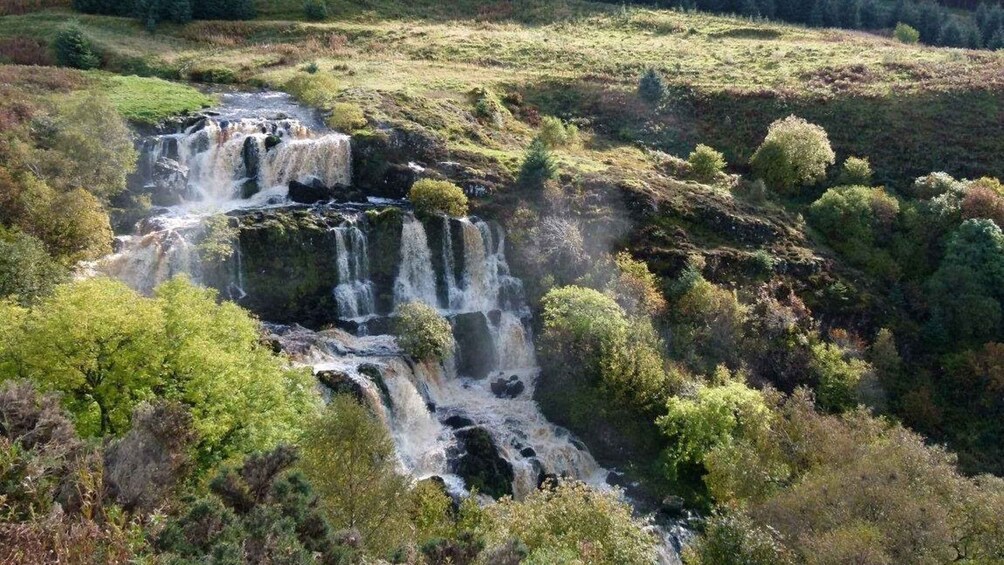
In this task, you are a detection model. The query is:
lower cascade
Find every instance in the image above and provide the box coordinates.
[90,92,683,563]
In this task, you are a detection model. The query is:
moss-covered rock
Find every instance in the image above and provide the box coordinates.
[365,207,404,314]
[455,427,513,499]
[203,208,344,327]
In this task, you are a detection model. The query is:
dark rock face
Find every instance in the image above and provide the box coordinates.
[202,209,344,327]
[365,207,404,315]
[454,427,513,499]
[490,376,524,399]
[451,312,498,379]
[351,127,446,198]
[149,157,189,207]
[442,415,475,429]
[316,369,364,402]
[358,363,392,408]
[288,179,332,204]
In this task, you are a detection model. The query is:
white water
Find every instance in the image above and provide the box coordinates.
[333,223,376,320]
[393,217,440,309]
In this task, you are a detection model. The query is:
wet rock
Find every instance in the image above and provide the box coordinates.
[443,415,475,429]
[242,137,261,182]
[519,446,536,458]
[150,157,190,207]
[490,376,524,399]
[451,312,498,379]
[660,495,686,518]
[316,369,364,402]
[537,471,560,489]
[487,309,502,326]
[455,427,514,499]
[358,363,392,408]
[288,179,332,204]
[264,134,282,150]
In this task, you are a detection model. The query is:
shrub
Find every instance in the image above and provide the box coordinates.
[809,342,870,412]
[303,60,320,74]
[283,73,339,108]
[0,229,66,306]
[52,24,100,70]
[894,22,920,43]
[538,116,579,148]
[658,379,772,480]
[962,182,1004,227]
[471,86,508,126]
[395,301,454,362]
[326,102,367,132]
[910,171,964,199]
[408,179,469,217]
[517,138,557,190]
[480,481,656,565]
[638,68,666,103]
[688,144,727,180]
[303,0,327,20]
[299,396,412,555]
[836,156,873,186]
[749,115,835,193]
[0,37,54,66]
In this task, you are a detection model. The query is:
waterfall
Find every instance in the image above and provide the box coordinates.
[91,92,684,562]
[393,218,439,309]
[333,223,376,320]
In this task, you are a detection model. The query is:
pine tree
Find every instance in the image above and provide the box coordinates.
[860,0,880,29]
[740,0,760,17]
[988,27,1004,50]
[840,0,862,29]
[53,24,100,70]
[518,138,558,191]
[824,0,842,27]
[963,21,984,48]
[917,1,943,43]
[809,0,826,26]
[168,0,192,24]
[638,68,667,103]
[984,5,1004,43]
[976,2,990,32]
[939,20,963,47]
[757,0,776,19]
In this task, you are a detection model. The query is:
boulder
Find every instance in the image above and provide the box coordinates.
[288,179,332,204]
[490,375,524,399]
[442,414,475,429]
[150,157,190,207]
[451,312,498,379]
[316,369,364,402]
[455,427,513,499]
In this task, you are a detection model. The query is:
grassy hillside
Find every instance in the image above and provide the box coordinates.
[1,0,1002,186]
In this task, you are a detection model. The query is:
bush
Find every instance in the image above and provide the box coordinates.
[749,115,835,193]
[395,301,454,362]
[303,0,327,20]
[894,22,920,43]
[836,156,873,186]
[638,68,666,103]
[326,102,367,131]
[52,24,100,70]
[910,171,964,199]
[408,179,469,217]
[538,116,579,148]
[518,138,557,190]
[480,481,656,565]
[688,144,727,180]
[0,229,66,306]
[809,342,870,412]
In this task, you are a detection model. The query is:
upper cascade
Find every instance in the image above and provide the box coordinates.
[135,91,351,213]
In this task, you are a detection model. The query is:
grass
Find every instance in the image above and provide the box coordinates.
[91,73,215,124]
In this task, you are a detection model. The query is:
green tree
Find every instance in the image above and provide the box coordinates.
[518,138,557,190]
[298,396,412,556]
[749,115,835,193]
[303,0,327,20]
[836,156,873,186]
[34,93,138,201]
[657,378,772,480]
[809,342,870,412]
[481,481,656,565]
[894,22,921,43]
[395,301,454,362]
[52,23,100,70]
[408,179,469,217]
[638,68,666,103]
[688,144,727,180]
[0,277,318,466]
[2,277,165,436]
[538,116,579,148]
[684,511,794,565]
[0,229,66,306]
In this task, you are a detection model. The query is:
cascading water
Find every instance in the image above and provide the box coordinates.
[92,91,684,564]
